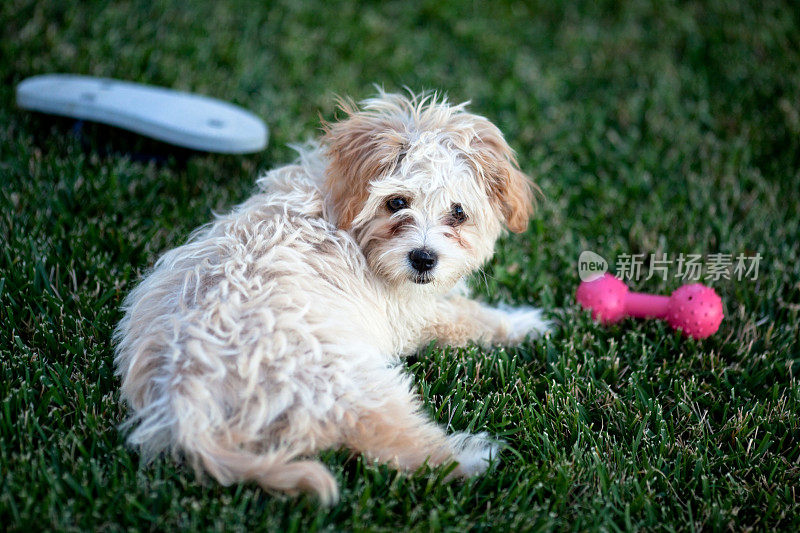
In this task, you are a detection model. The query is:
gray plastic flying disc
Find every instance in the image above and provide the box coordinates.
[16,74,268,154]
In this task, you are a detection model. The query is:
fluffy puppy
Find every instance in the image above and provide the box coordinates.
[114,91,549,504]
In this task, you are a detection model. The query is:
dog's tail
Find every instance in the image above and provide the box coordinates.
[116,319,339,503]
[124,401,340,504]
[183,437,339,505]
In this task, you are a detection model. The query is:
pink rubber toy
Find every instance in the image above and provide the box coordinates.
[576,273,723,339]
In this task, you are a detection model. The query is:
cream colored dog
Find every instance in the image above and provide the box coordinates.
[114,91,549,504]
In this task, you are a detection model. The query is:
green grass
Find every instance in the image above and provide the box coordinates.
[2,0,799,530]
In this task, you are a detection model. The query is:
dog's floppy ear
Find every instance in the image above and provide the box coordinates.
[469,121,535,233]
[322,99,406,230]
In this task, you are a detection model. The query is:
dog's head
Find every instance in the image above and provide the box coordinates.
[323,91,535,291]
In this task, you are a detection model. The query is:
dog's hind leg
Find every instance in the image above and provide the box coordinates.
[343,382,499,476]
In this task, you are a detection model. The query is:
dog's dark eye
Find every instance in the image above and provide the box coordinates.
[386,197,409,213]
[450,203,467,224]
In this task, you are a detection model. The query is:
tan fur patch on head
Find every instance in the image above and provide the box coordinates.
[466,120,537,233]
[322,98,407,229]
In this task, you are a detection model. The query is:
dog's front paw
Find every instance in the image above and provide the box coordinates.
[447,431,501,476]
[498,305,551,344]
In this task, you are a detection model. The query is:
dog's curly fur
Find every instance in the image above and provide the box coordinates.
[114,91,549,504]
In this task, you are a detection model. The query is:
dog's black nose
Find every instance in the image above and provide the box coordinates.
[408,248,438,273]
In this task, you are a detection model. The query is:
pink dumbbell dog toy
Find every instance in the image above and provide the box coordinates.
[576,273,724,339]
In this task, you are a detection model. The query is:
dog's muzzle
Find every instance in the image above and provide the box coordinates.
[408,248,437,282]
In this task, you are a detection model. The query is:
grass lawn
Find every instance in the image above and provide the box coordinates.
[2,0,799,530]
